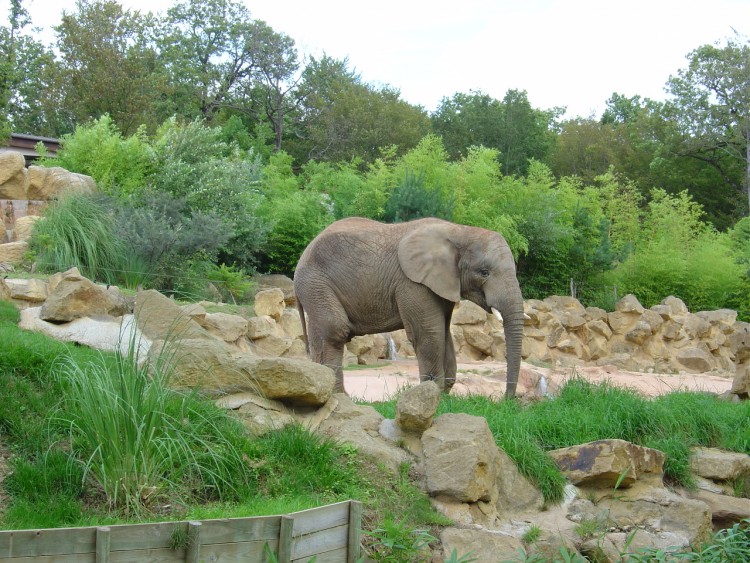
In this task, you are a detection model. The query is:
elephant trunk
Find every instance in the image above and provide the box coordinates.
[492,287,524,399]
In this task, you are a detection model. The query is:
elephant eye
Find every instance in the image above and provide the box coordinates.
[479,268,490,277]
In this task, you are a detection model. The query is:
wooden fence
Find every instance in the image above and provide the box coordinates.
[0,500,362,562]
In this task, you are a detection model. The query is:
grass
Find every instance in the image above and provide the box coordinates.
[368,375,750,504]
[1,296,749,561]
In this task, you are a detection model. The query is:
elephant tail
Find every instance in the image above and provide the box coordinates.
[297,301,310,354]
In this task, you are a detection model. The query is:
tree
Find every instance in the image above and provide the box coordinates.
[159,0,299,147]
[292,55,429,164]
[53,0,163,135]
[431,89,561,175]
[664,36,750,215]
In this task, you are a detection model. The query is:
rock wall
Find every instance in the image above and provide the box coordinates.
[0,152,96,260]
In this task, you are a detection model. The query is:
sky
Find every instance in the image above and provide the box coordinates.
[7,0,750,119]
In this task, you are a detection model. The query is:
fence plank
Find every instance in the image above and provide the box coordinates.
[347,501,362,563]
[288,501,350,536]
[184,522,201,563]
[277,516,294,563]
[96,527,111,563]
[292,525,348,561]
[292,547,347,563]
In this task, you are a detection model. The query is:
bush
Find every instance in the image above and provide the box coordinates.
[42,115,153,198]
[383,169,454,223]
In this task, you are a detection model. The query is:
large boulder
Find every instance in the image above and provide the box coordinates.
[0,241,29,267]
[421,413,500,503]
[0,152,28,199]
[549,439,665,488]
[689,447,750,481]
[253,288,285,320]
[395,381,440,434]
[255,274,296,306]
[26,166,97,199]
[40,269,131,322]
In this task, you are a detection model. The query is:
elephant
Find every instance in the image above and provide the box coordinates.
[293,217,524,398]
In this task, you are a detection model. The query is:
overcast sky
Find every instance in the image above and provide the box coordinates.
[7,0,750,119]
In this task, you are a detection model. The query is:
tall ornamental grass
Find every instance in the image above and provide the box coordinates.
[53,336,256,514]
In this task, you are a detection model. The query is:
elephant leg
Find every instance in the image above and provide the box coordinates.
[444,325,457,393]
[300,292,351,394]
[399,292,453,391]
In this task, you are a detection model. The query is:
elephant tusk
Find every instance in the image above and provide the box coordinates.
[524,312,531,320]
[491,307,503,323]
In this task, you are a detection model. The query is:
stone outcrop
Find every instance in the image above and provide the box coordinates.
[0,157,96,261]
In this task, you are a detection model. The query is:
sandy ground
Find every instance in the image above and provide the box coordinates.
[343,359,735,402]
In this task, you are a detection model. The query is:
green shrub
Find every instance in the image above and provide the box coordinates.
[43,114,153,197]
[383,169,454,223]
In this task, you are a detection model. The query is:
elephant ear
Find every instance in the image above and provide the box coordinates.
[398,223,461,302]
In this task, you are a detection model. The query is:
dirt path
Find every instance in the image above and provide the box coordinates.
[343,359,735,401]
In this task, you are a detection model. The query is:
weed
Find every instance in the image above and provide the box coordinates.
[522,524,542,544]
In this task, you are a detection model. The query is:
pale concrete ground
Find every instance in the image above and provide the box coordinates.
[343,359,735,402]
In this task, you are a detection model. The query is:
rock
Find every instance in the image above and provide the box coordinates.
[279,308,303,338]
[12,215,40,242]
[616,294,645,313]
[676,347,714,372]
[462,325,494,356]
[198,312,248,343]
[247,315,278,339]
[395,381,440,433]
[347,334,387,364]
[439,528,523,563]
[662,295,689,315]
[421,413,499,503]
[4,276,47,302]
[495,447,544,514]
[26,166,97,199]
[689,447,750,481]
[316,394,413,475]
[452,300,487,325]
[232,394,296,436]
[544,295,586,314]
[681,488,750,527]
[255,274,296,306]
[0,152,28,198]
[40,271,130,322]
[0,278,10,301]
[242,357,335,406]
[549,440,665,488]
[0,241,29,267]
[730,363,749,397]
[600,485,712,545]
[20,308,149,357]
[626,321,653,345]
[254,288,285,320]
[135,289,211,342]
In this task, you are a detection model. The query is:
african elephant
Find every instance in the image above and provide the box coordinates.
[294,217,524,398]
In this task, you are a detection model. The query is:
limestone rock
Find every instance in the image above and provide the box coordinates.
[0,152,28,198]
[544,295,586,314]
[495,447,544,514]
[549,439,665,488]
[135,290,211,342]
[26,166,96,199]
[199,312,248,343]
[0,278,10,301]
[253,288,285,320]
[676,347,714,372]
[4,276,47,302]
[317,394,413,475]
[21,308,149,358]
[600,485,712,545]
[40,271,130,322]
[689,447,750,481]
[661,295,689,315]
[461,325,493,356]
[730,363,749,397]
[422,413,499,503]
[11,215,40,242]
[616,294,645,313]
[452,300,487,325]
[280,308,303,338]
[0,241,29,267]
[247,315,278,339]
[681,488,750,527]
[255,274,296,306]
[395,381,440,433]
[440,528,523,563]
[347,334,387,364]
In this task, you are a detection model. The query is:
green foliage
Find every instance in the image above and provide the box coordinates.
[367,518,436,563]
[383,169,454,223]
[30,193,125,284]
[205,263,255,304]
[598,189,745,313]
[44,115,153,197]
[257,189,334,275]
